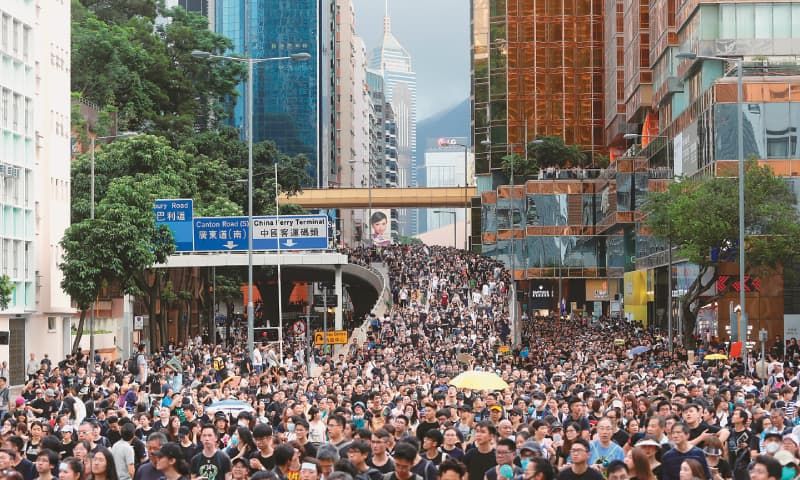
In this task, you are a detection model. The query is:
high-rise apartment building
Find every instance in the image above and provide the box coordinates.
[369,6,417,236]
[471,0,605,176]
[0,0,72,384]
[215,0,323,185]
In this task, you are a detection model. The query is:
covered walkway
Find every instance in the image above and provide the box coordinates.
[279,186,476,208]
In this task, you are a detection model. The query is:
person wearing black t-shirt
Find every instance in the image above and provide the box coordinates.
[248,424,275,472]
[556,438,603,480]
[190,426,231,480]
[416,403,440,443]
[464,422,498,480]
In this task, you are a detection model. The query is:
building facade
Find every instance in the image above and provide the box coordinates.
[369,7,417,236]
[421,138,472,234]
[214,0,323,184]
[471,0,605,179]
[0,0,72,384]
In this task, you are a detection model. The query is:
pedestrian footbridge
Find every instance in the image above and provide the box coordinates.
[279,186,477,208]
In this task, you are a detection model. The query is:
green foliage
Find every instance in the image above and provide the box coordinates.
[78,0,159,25]
[0,275,14,311]
[594,153,611,169]
[530,136,584,168]
[644,160,800,339]
[71,1,246,141]
[501,153,537,179]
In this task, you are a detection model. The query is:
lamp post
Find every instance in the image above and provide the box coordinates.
[676,52,746,346]
[480,137,543,345]
[624,132,674,352]
[89,132,138,373]
[191,50,310,356]
[433,210,457,248]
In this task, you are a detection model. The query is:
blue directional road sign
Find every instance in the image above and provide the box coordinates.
[154,199,194,251]
[194,216,249,251]
[252,215,329,250]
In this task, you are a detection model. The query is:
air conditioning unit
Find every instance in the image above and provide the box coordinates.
[10,168,19,177]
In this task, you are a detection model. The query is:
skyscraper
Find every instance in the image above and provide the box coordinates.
[215,0,324,185]
[369,3,417,236]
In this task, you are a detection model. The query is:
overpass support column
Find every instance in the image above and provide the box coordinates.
[335,265,343,330]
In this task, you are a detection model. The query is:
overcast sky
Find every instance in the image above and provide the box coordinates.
[351,0,470,120]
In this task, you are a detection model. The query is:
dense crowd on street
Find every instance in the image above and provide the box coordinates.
[0,245,797,480]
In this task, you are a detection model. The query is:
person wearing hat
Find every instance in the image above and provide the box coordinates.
[702,436,731,480]
[28,388,58,420]
[59,424,75,458]
[783,435,800,458]
[774,450,799,480]
[634,437,662,478]
[152,442,191,480]
[766,432,786,457]
[230,457,252,480]
[177,425,198,461]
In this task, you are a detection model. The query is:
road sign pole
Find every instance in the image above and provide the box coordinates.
[305,306,312,375]
[323,287,328,355]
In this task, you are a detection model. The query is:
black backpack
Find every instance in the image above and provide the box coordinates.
[128,353,140,375]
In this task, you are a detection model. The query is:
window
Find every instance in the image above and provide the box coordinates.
[47,316,56,332]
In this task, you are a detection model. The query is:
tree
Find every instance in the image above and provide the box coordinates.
[644,160,800,344]
[501,153,537,179]
[530,136,583,168]
[71,1,246,142]
[0,275,14,311]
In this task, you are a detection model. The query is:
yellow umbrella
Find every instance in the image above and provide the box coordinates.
[705,353,728,361]
[449,371,510,391]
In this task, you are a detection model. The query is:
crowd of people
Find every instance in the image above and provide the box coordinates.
[0,245,796,480]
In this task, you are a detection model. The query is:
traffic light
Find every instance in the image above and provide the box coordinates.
[253,328,279,342]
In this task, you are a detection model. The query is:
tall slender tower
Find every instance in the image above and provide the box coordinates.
[369,1,417,236]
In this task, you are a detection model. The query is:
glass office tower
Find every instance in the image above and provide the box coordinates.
[215,0,320,183]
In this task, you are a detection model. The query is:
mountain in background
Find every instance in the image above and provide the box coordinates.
[415,97,471,172]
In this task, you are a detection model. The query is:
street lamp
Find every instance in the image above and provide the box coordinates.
[433,210,457,248]
[192,49,310,357]
[676,51,747,347]
[624,132,674,351]
[480,137,543,345]
[89,131,138,372]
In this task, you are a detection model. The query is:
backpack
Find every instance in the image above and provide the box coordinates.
[128,353,140,376]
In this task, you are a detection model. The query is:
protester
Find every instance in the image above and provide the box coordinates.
[3,244,800,480]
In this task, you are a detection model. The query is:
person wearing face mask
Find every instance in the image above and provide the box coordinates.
[774,451,800,480]
[529,394,550,421]
[352,403,367,430]
[520,457,554,480]
[765,433,785,458]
